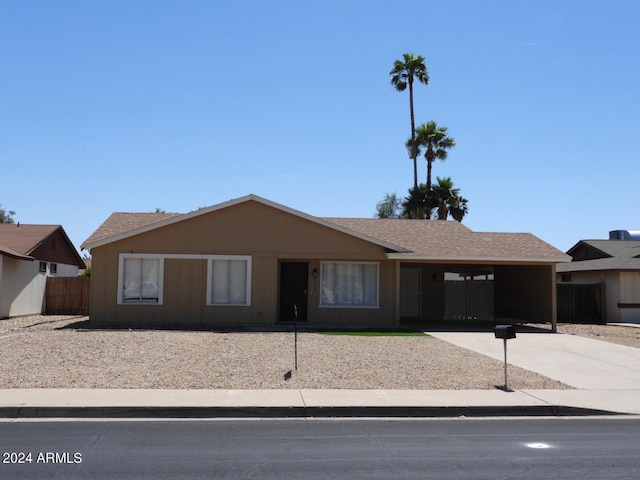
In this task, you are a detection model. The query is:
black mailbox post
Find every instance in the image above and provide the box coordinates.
[494,325,516,390]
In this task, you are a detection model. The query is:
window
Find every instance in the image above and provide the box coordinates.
[119,256,162,304]
[207,256,251,306]
[320,262,379,307]
[50,263,57,274]
[39,262,47,273]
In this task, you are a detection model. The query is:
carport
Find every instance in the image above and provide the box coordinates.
[396,261,560,330]
[324,217,570,331]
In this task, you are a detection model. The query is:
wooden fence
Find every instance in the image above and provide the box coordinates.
[45,276,90,315]
[557,283,603,324]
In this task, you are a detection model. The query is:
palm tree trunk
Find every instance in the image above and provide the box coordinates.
[425,157,433,220]
[408,79,418,188]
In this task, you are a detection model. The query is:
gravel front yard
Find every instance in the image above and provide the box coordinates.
[0,315,638,390]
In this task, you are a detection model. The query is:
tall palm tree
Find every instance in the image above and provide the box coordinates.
[390,53,429,188]
[410,121,455,218]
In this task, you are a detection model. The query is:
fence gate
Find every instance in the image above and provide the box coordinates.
[557,283,603,323]
[45,276,90,315]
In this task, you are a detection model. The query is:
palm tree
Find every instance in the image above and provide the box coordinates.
[432,177,458,220]
[390,53,429,188]
[410,121,455,218]
[450,196,469,222]
[401,184,429,219]
[432,177,468,222]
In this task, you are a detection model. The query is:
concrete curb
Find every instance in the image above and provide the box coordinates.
[0,405,621,419]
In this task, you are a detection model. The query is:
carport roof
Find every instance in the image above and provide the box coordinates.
[324,218,570,263]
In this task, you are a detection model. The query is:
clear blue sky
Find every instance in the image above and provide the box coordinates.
[2,0,638,253]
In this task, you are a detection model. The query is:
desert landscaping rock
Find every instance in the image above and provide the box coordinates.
[0,315,637,390]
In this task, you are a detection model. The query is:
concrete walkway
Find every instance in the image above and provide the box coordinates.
[1,328,639,418]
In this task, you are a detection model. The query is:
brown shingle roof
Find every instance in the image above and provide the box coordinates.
[81,195,569,262]
[324,218,569,262]
[81,212,181,249]
[557,240,640,272]
[0,224,60,259]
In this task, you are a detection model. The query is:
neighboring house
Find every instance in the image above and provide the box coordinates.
[557,230,640,324]
[0,224,85,318]
[81,195,570,329]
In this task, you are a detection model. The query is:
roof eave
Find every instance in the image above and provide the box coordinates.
[0,245,34,261]
[387,253,572,263]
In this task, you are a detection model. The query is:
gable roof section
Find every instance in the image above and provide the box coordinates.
[325,218,569,262]
[82,194,569,263]
[81,195,410,253]
[0,224,61,261]
[571,240,640,258]
[0,224,84,267]
[558,240,640,272]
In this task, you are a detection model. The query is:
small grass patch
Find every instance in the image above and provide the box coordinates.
[317,329,429,337]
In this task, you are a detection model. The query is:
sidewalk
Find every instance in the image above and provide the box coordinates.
[0,387,630,418]
[1,329,639,418]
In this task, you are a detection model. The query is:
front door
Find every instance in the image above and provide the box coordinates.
[279,262,308,322]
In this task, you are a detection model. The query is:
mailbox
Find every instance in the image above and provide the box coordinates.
[494,324,516,340]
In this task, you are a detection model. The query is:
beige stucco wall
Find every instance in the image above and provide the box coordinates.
[89,201,397,327]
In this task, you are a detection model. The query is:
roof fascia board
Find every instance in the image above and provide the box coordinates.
[0,247,34,261]
[387,253,571,264]
[84,194,409,253]
[56,226,87,268]
[558,265,640,273]
[567,240,612,259]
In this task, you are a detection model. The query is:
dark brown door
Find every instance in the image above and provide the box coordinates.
[279,262,308,322]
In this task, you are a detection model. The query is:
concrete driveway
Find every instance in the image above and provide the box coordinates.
[426,328,640,389]
[426,327,640,414]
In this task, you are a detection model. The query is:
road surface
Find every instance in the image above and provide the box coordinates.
[1,417,639,479]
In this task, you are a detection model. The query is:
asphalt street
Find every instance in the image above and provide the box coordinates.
[1,418,639,479]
